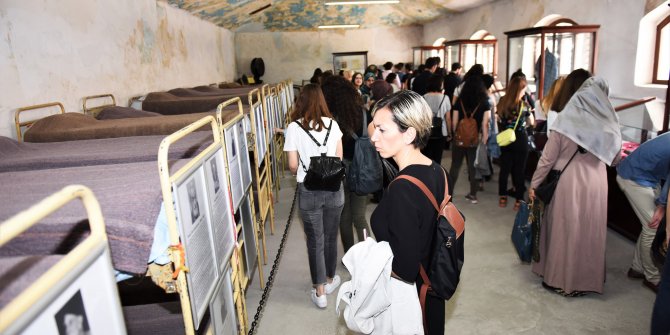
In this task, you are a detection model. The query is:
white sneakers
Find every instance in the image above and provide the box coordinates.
[310,275,341,309]
[311,289,327,309]
[324,275,341,295]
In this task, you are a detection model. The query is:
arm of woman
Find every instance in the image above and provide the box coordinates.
[288,151,299,175]
[529,132,564,200]
[336,139,343,160]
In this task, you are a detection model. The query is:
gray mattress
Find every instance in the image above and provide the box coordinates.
[0,160,178,275]
[0,133,212,173]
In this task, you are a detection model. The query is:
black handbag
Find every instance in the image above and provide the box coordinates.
[535,149,579,204]
[429,95,447,139]
[295,120,345,192]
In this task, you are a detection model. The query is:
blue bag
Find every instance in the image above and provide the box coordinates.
[511,201,532,262]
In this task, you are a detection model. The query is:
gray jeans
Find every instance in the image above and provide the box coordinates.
[298,183,345,285]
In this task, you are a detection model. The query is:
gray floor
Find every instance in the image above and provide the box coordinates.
[245,155,656,334]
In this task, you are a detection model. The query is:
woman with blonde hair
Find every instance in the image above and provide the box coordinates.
[284,84,344,309]
[496,76,535,210]
[370,90,452,334]
[535,76,565,135]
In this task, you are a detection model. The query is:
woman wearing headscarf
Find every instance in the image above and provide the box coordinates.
[529,75,622,296]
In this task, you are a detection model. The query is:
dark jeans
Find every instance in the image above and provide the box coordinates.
[340,182,371,252]
[416,276,446,335]
[422,137,445,165]
[652,257,670,334]
[498,148,529,200]
[449,145,478,197]
[298,183,344,285]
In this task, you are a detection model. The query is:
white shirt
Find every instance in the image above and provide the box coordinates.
[283,117,343,182]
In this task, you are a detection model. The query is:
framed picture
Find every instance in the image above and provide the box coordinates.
[332,51,368,75]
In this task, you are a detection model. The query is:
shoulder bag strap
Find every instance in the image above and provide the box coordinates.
[511,101,523,131]
[293,120,321,146]
[437,95,446,114]
[561,149,580,172]
[460,101,481,119]
[351,111,367,140]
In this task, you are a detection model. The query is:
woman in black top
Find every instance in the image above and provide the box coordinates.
[496,76,535,210]
[370,90,451,335]
[449,76,491,204]
[321,75,373,252]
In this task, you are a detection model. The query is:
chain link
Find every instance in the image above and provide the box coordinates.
[248,186,298,335]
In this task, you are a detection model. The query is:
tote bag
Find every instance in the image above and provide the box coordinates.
[497,102,523,147]
[511,201,532,262]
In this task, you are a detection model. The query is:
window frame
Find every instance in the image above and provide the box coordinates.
[652,14,670,85]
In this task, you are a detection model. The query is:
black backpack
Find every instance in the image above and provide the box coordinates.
[395,170,465,324]
[294,120,346,192]
[346,112,382,195]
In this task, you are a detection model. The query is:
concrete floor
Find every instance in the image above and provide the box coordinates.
[244,155,656,334]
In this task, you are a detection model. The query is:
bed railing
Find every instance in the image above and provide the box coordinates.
[0,185,126,334]
[82,93,116,118]
[14,102,65,142]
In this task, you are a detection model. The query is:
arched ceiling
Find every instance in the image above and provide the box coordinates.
[165,0,499,32]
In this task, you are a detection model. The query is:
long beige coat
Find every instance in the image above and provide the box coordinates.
[530,132,608,294]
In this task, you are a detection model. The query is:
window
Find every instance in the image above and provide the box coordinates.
[653,15,670,84]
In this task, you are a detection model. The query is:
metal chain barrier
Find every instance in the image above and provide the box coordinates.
[248,186,298,335]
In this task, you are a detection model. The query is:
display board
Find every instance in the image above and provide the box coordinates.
[209,265,237,335]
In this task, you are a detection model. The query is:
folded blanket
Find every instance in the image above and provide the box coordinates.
[97,106,161,120]
[0,255,63,308]
[142,92,248,115]
[0,161,172,275]
[23,112,214,142]
[0,131,212,172]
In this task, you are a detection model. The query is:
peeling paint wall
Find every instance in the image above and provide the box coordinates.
[0,0,236,139]
[235,25,423,84]
[422,0,665,101]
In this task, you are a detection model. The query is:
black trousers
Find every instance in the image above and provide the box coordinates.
[422,137,445,165]
[498,148,529,200]
[416,278,446,335]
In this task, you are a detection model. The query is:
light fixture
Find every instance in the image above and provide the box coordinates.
[325,0,399,5]
[317,24,361,29]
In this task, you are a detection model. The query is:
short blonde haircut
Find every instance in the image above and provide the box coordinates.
[372,90,432,149]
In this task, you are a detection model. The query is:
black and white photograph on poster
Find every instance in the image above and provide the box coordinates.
[225,124,243,208]
[205,150,236,273]
[187,179,201,224]
[210,158,220,194]
[55,291,90,335]
[175,167,219,324]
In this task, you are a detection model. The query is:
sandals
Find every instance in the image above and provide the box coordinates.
[542,282,587,297]
[499,196,507,208]
[513,200,522,211]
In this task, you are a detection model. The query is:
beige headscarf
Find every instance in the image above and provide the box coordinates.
[552,76,621,166]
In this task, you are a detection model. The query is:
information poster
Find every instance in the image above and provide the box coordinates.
[204,150,236,273]
[224,125,243,209]
[237,122,253,192]
[174,167,218,326]
[20,249,126,335]
[240,194,257,279]
[209,267,236,335]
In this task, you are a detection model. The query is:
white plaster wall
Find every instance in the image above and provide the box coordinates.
[0,0,236,139]
[235,26,423,85]
[423,0,666,102]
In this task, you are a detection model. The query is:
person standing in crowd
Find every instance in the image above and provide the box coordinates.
[351,72,364,93]
[449,75,491,204]
[310,68,323,84]
[617,131,670,292]
[453,64,484,105]
[361,72,375,97]
[382,61,401,88]
[320,75,374,254]
[370,90,449,335]
[370,80,394,110]
[444,62,463,103]
[529,76,622,297]
[284,84,344,309]
[386,73,401,93]
[412,57,439,96]
[534,76,565,136]
[421,74,451,165]
[496,76,535,210]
